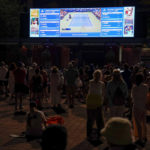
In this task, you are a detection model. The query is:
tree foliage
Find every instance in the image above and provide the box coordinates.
[0,0,24,39]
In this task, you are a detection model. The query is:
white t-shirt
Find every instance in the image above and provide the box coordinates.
[26,110,46,136]
[88,80,105,96]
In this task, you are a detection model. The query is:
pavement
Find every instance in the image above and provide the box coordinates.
[0,95,150,150]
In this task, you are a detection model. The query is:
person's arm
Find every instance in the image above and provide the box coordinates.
[122,82,128,99]
[41,112,47,127]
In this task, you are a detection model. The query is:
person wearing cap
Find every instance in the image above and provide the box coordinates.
[26,101,47,141]
[101,117,139,150]
[106,69,128,118]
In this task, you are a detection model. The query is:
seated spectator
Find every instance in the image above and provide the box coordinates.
[101,117,140,150]
[41,125,67,150]
[26,101,47,141]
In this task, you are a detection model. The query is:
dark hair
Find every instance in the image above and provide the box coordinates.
[51,66,58,73]
[35,68,40,74]
[41,125,67,150]
[9,63,16,71]
[40,66,43,70]
[16,62,23,67]
[135,73,144,86]
[124,63,129,70]
[30,101,37,108]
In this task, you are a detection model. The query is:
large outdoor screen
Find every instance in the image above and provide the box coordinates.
[30,7,135,38]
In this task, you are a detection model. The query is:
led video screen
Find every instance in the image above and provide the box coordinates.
[30,7,135,37]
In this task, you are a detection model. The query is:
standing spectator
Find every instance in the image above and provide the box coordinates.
[86,69,105,141]
[122,63,132,90]
[132,73,148,146]
[82,65,91,102]
[50,66,64,109]
[13,62,27,114]
[31,68,43,109]
[131,66,139,86]
[64,62,78,108]
[0,61,8,96]
[106,69,128,118]
[28,62,37,99]
[26,101,46,141]
[8,63,16,104]
[40,66,48,101]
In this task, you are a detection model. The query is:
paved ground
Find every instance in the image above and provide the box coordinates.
[0,96,150,150]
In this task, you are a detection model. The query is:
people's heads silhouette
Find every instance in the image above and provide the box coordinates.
[41,125,67,150]
[101,117,133,146]
[35,68,40,74]
[51,66,59,74]
[135,73,144,86]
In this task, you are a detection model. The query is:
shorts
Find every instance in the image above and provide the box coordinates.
[15,83,28,94]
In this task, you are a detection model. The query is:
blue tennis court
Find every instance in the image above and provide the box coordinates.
[69,14,93,27]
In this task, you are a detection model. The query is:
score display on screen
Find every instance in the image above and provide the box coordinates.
[30,7,135,38]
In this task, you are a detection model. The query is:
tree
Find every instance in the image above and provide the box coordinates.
[0,0,24,39]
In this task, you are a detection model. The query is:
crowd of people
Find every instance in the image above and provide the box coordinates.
[0,60,150,150]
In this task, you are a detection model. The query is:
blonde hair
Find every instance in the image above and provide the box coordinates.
[93,69,102,82]
[51,66,58,73]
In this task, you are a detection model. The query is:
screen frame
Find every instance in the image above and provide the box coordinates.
[29,6,135,39]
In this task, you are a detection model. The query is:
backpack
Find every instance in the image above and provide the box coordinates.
[112,86,125,106]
